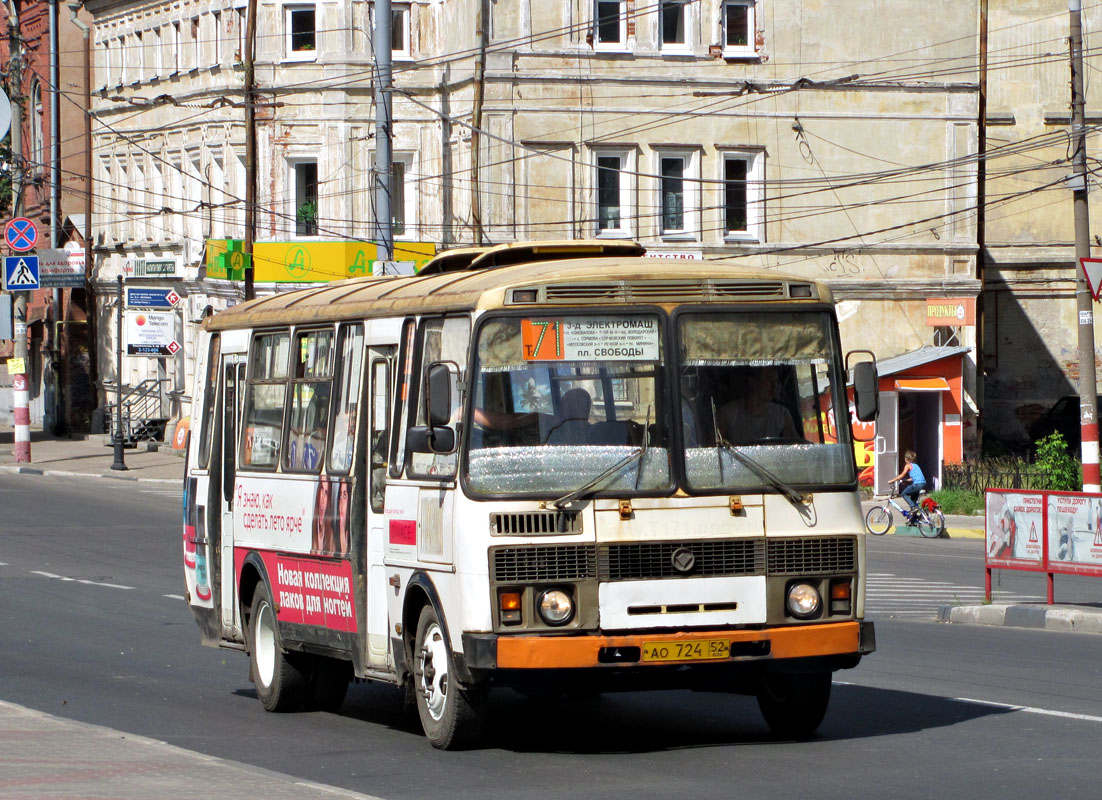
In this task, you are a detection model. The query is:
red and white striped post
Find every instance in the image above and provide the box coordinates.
[12,370,31,463]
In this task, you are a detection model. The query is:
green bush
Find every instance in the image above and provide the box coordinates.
[1033,432,1081,492]
[929,488,984,515]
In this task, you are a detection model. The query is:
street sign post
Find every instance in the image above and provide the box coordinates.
[3,255,40,291]
[37,248,86,288]
[1080,257,1102,301]
[126,287,181,309]
[4,217,39,252]
[125,310,180,356]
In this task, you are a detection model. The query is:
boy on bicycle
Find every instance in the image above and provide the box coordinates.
[890,450,927,523]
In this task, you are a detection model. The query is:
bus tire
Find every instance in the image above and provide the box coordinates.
[413,605,486,750]
[306,656,350,712]
[248,582,307,712]
[756,671,831,739]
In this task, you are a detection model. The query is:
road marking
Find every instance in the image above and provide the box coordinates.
[31,571,134,590]
[164,594,185,600]
[866,572,1039,618]
[953,696,1102,724]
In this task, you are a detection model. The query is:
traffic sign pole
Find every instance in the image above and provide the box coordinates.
[7,3,30,464]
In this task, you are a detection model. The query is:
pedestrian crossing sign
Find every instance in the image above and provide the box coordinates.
[3,255,40,291]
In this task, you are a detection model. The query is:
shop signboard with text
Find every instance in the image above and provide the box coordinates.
[205,239,437,282]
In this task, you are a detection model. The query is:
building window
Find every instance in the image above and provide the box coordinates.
[236,7,247,62]
[286,4,317,58]
[166,22,180,74]
[392,4,410,58]
[722,0,756,58]
[721,150,764,242]
[213,11,223,65]
[191,17,200,69]
[656,150,698,239]
[660,0,690,52]
[391,159,407,236]
[294,161,319,236]
[30,82,43,177]
[593,1,627,51]
[593,150,633,237]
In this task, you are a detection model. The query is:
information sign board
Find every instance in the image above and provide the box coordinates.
[126,310,180,357]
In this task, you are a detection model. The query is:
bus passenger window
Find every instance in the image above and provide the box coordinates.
[285,329,334,473]
[241,332,290,469]
[409,316,470,478]
[369,357,391,512]
[328,324,365,475]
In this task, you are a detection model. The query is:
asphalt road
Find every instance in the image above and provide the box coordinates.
[1,472,1100,799]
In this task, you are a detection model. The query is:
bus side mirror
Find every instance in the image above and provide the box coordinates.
[408,361,458,454]
[851,359,879,422]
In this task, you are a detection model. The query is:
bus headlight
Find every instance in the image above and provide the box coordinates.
[786,582,822,619]
[538,589,574,626]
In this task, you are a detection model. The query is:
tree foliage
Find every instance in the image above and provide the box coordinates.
[1033,432,1081,492]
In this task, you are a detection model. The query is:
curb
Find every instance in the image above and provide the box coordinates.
[938,604,1102,634]
[0,464,180,484]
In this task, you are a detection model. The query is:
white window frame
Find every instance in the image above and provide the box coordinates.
[391,3,411,60]
[592,148,635,239]
[289,157,320,237]
[654,149,699,240]
[659,0,692,54]
[284,3,318,61]
[391,152,417,239]
[213,11,223,67]
[165,22,180,75]
[593,0,628,52]
[722,0,757,59]
[118,34,127,85]
[191,17,201,70]
[719,149,765,243]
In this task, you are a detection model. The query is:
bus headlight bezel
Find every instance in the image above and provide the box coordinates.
[537,588,575,626]
[785,581,822,620]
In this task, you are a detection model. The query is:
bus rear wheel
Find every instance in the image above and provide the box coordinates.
[413,605,486,750]
[756,671,831,739]
[248,582,307,712]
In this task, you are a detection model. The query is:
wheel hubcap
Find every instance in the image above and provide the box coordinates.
[255,601,277,687]
[419,622,448,721]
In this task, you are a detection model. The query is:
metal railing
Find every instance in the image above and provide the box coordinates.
[103,378,170,446]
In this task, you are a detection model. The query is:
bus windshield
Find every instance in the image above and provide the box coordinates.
[465,309,855,498]
[466,314,672,496]
[678,311,855,490]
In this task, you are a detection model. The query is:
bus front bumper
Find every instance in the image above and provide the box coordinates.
[462,620,875,671]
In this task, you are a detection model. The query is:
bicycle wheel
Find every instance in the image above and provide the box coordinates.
[864,505,893,535]
[917,508,945,538]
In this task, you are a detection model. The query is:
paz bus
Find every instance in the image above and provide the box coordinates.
[183,241,880,749]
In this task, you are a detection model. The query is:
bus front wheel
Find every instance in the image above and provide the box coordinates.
[413,605,486,750]
[756,671,831,739]
[248,582,307,712]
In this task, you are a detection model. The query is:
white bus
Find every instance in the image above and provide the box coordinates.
[183,242,879,749]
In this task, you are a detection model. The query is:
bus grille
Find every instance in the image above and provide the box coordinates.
[767,536,857,575]
[492,545,597,582]
[491,536,856,584]
[598,540,765,580]
[490,511,582,535]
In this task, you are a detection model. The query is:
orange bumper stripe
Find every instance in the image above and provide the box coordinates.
[496,621,862,669]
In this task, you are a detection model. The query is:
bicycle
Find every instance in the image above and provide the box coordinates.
[864,481,945,538]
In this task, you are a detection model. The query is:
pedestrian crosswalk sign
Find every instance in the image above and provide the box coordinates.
[3,255,40,291]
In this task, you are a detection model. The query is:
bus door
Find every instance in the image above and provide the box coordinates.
[365,346,395,669]
[874,390,899,496]
[219,354,247,635]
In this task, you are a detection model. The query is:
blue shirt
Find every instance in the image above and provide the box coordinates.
[909,462,926,485]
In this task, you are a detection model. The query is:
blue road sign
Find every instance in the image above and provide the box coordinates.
[4,217,39,252]
[126,287,181,309]
[3,255,40,291]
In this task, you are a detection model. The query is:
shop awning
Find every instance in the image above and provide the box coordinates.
[895,377,950,392]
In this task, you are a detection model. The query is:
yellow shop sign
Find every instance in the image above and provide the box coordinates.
[205,240,437,282]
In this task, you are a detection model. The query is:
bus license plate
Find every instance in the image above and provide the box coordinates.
[641,639,730,663]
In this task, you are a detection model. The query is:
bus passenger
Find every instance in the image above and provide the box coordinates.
[717,366,797,444]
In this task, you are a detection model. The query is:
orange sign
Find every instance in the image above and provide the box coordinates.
[926,297,975,326]
[521,319,565,360]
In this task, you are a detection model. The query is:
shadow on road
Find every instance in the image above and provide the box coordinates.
[283,680,1013,753]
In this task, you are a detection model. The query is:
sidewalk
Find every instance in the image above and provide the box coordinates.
[0,700,379,800]
[860,498,985,540]
[0,423,184,483]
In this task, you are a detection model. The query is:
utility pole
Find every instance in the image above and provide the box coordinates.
[243,0,257,300]
[49,0,65,434]
[373,0,393,263]
[470,0,487,245]
[7,0,30,463]
[1069,0,1099,492]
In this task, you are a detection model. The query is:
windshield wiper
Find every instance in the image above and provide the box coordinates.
[552,407,651,509]
[710,399,806,507]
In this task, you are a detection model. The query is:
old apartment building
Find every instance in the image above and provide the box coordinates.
[9,0,1098,476]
